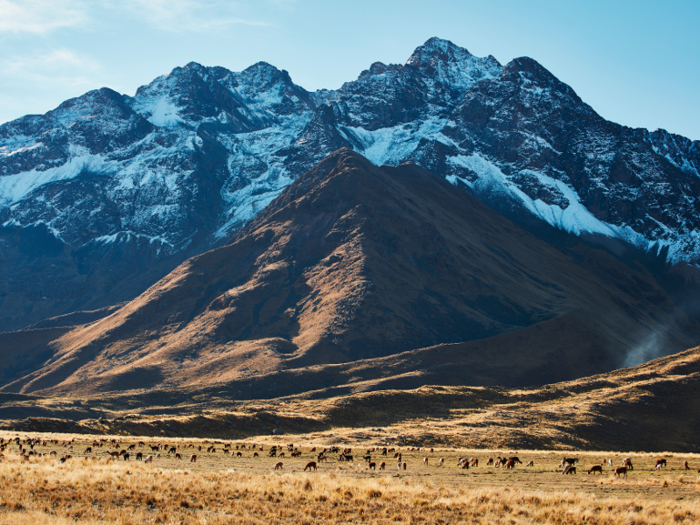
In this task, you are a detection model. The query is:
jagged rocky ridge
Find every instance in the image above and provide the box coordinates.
[1,37,699,331]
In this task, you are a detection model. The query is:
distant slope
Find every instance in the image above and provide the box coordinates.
[2,343,700,453]
[2,149,698,397]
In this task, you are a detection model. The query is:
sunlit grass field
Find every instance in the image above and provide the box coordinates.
[2,431,699,524]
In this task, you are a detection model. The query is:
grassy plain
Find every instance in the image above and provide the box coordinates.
[2,431,700,524]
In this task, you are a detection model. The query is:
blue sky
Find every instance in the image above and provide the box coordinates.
[1,0,698,140]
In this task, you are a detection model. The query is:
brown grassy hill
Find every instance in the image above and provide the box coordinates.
[2,344,700,452]
[1,149,698,396]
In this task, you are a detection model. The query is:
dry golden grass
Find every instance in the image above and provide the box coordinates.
[2,432,700,524]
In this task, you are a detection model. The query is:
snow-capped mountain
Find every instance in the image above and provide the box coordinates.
[1,37,699,331]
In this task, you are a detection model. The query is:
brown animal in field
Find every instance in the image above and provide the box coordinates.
[310,447,316,452]
[505,459,516,469]
[107,451,120,459]
[84,447,92,454]
[588,465,603,475]
[622,458,634,470]
[439,458,444,466]
[368,462,376,470]
[508,456,522,465]
[175,453,182,460]
[236,452,242,457]
[274,462,283,470]
[278,452,285,458]
[525,461,534,467]
[470,458,478,467]
[655,459,666,470]
[190,454,197,463]
[136,452,143,461]
[304,461,317,471]
[254,452,259,457]
[422,457,428,466]
[123,453,130,461]
[560,458,578,468]
[379,462,385,470]
[684,460,689,471]
[614,466,627,478]
[486,458,494,466]
[402,462,407,470]
[292,451,302,457]
[145,455,153,463]
[563,465,576,475]
[60,455,72,463]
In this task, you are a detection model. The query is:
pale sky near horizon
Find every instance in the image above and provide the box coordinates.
[0,0,698,140]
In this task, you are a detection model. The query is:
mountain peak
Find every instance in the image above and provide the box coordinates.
[236,61,294,90]
[503,56,556,81]
[501,56,581,101]
[406,37,473,67]
[402,37,502,91]
[183,61,207,73]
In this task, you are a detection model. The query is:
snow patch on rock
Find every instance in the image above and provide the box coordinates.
[138,97,185,127]
[343,117,449,166]
[0,148,111,206]
[447,153,658,251]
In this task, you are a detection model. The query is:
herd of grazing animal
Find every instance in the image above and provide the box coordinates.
[0,437,692,480]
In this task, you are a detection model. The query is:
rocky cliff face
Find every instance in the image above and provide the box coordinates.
[1,37,698,331]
